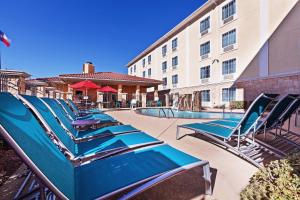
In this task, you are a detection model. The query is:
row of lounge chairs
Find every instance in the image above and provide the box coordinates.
[177,93,300,168]
[0,92,212,200]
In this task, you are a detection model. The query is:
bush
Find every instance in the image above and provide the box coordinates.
[241,153,300,200]
[230,101,246,109]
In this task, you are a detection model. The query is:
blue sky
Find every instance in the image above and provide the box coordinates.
[0,0,207,78]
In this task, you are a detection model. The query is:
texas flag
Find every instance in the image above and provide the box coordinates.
[0,30,11,47]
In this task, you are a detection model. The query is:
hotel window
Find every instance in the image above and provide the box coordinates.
[162,77,167,86]
[200,66,210,79]
[222,58,236,74]
[200,16,210,33]
[162,45,167,57]
[222,29,236,48]
[222,0,236,20]
[222,88,236,102]
[162,61,167,73]
[172,38,178,50]
[148,68,151,77]
[148,55,151,64]
[201,90,210,102]
[142,71,146,78]
[172,56,178,69]
[172,74,178,85]
[142,58,146,67]
[200,41,210,56]
[134,65,136,73]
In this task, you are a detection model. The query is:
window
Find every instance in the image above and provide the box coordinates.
[172,75,178,84]
[142,58,146,67]
[200,41,210,56]
[134,65,136,73]
[148,68,151,77]
[142,71,146,78]
[162,45,167,56]
[130,67,133,74]
[222,29,236,48]
[222,0,236,20]
[148,55,151,64]
[222,88,236,102]
[172,38,178,50]
[201,90,210,102]
[200,16,210,33]
[172,56,178,68]
[162,61,167,73]
[222,59,236,74]
[200,66,210,79]
[162,77,167,86]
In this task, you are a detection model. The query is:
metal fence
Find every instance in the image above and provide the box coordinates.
[0,72,8,92]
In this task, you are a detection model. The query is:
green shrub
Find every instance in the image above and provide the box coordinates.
[230,101,246,109]
[241,153,300,200]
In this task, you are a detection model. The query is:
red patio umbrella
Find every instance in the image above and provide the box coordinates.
[98,86,117,108]
[70,80,101,106]
[70,80,101,90]
[97,86,117,93]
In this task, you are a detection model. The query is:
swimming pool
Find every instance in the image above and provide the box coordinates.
[136,108,243,119]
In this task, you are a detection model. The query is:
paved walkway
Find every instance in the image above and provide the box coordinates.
[107,110,259,200]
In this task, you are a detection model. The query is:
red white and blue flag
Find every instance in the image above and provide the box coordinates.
[0,30,11,47]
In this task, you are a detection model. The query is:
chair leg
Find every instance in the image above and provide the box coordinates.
[203,163,212,195]
[176,126,180,140]
[288,117,291,133]
[39,186,46,200]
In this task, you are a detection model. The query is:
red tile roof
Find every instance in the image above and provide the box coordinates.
[36,77,65,83]
[59,72,162,85]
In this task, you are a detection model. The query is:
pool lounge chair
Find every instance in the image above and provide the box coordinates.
[275,97,300,135]
[43,97,119,128]
[205,94,298,135]
[19,95,139,141]
[258,97,300,153]
[0,92,212,199]
[67,98,103,116]
[57,98,113,122]
[206,94,300,155]
[16,94,165,162]
[177,93,284,168]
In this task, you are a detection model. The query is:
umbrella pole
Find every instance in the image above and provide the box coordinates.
[86,88,88,109]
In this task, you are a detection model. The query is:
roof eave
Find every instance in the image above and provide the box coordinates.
[59,76,162,86]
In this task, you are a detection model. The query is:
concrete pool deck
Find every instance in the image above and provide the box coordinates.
[107,109,300,200]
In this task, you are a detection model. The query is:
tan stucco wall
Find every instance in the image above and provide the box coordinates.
[128,0,299,107]
[239,1,300,80]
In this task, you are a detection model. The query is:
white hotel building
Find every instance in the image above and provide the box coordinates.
[127,0,300,108]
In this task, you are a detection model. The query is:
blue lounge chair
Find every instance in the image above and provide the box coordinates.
[0,92,212,199]
[42,97,118,129]
[177,93,283,167]
[19,95,139,141]
[274,97,300,136]
[57,98,114,122]
[206,94,298,134]
[257,97,300,153]
[17,94,162,160]
[67,99,103,115]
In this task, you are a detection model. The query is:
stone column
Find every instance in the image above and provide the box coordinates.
[165,94,169,107]
[135,85,140,101]
[154,85,159,101]
[118,84,123,101]
[141,93,147,107]
[97,92,103,109]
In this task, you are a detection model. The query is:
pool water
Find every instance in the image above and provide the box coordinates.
[137,108,243,119]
